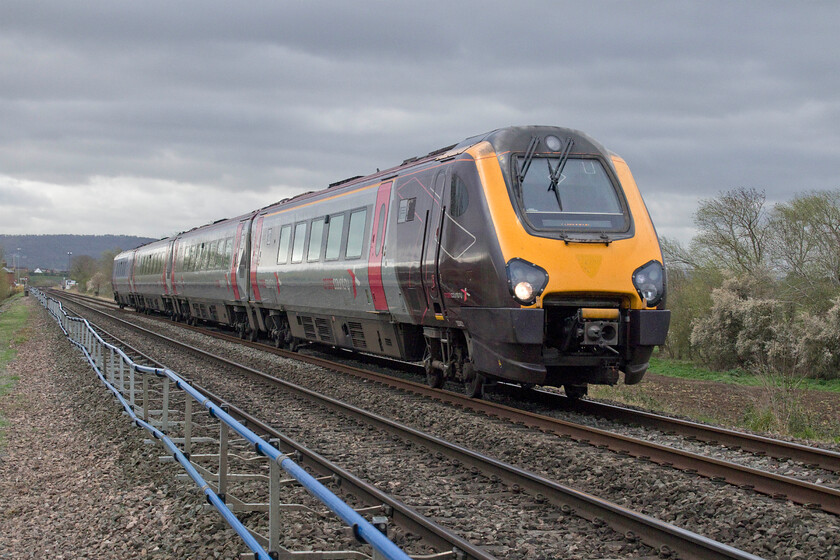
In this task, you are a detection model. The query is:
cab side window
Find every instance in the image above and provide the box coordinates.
[450,174,469,218]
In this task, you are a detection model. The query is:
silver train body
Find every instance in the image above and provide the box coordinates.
[114,126,670,396]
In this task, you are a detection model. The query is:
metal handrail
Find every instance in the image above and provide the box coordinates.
[32,288,412,560]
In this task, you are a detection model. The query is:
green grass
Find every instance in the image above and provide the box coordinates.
[25,274,65,288]
[641,355,840,442]
[0,295,30,449]
[649,356,840,393]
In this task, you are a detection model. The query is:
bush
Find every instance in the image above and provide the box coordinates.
[690,273,794,371]
[661,266,722,360]
[690,285,743,369]
[797,298,840,380]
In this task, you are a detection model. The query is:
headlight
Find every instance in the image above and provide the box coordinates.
[506,258,548,305]
[632,260,665,307]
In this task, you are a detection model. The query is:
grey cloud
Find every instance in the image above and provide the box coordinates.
[1,1,839,241]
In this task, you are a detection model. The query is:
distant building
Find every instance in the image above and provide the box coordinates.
[34,268,43,274]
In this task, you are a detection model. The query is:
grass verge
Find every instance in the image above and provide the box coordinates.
[649,356,840,393]
[0,295,30,449]
[590,354,840,443]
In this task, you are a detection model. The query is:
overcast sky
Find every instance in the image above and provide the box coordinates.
[2,1,838,245]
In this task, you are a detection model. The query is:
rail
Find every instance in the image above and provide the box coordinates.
[32,288,413,560]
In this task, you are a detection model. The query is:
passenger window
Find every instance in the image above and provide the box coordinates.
[291,222,307,263]
[325,214,345,260]
[276,225,292,264]
[224,238,233,267]
[308,218,325,262]
[208,241,218,269]
[215,241,225,269]
[346,209,367,259]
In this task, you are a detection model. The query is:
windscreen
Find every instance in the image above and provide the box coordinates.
[517,157,627,232]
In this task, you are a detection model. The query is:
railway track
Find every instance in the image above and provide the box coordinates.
[50,290,773,560]
[59,291,840,517]
[83,324,491,560]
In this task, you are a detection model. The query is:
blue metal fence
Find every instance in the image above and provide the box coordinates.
[32,289,413,560]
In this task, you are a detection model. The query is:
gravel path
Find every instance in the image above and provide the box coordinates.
[0,298,243,558]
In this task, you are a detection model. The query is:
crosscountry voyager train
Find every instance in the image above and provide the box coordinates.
[113,126,670,398]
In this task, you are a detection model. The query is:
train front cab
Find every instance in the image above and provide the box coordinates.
[458,129,670,397]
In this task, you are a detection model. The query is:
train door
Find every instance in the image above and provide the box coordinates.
[368,181,392,312]
[231,218,252,302]
[249,215,265,303]
[128,250,137,294]
[421,170,448,320]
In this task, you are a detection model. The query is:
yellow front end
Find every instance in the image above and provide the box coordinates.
[471,142,662,311]
[464,140,669,389]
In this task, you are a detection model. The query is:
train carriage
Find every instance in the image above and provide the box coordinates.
[112,249,135,308]
[130,238,173,314]
[169,213,256,333]
[114,125,670,398]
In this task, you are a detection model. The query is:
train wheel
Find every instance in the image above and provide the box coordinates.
[564,384,588,400]
[248,328,258,342]
[463,363,484,398]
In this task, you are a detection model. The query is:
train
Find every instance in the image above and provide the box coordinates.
[113,125,670,398]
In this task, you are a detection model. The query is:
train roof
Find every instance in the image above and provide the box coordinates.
[254,125,613,215]
[113,126,612,258]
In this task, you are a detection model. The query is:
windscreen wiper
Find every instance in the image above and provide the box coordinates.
[516,136,540,184]
[547,137,574,210]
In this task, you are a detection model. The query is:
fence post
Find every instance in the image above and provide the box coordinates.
[142,372,149,422]
[129,362,135,408]
[119,355,125,394]
[162,376,170,434]
[219,407,229,500]
[109,347,115,384]
[184,395,192,457]
[269,439,281,554]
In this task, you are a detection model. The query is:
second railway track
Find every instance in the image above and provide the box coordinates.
[61,291,840,513]
[54,290,840,559]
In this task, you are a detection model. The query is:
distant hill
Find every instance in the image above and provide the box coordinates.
[0,234,157,271]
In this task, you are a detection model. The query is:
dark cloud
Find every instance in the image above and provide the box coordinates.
[1,1,839,241]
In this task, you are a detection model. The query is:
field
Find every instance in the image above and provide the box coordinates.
[590,356,840,443]
[0,295,29,449]
[25,274,65,288]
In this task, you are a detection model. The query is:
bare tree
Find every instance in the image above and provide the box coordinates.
[692,187,771,274]
[660,236,700,271]
[769,189,840,304]
[70,254,97,291]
